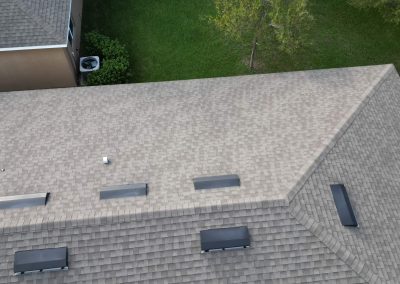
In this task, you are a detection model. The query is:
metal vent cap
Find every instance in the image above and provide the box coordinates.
[80,56,100,73]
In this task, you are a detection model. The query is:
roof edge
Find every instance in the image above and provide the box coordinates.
[0,44,67,52]
[73,64,396,89]
[286,64,396,202]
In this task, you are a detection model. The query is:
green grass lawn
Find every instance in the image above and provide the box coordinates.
[82,0,400,83]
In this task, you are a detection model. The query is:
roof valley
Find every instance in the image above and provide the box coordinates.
[288,204,381,283]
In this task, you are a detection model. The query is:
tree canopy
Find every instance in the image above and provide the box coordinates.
[210,0,313,68]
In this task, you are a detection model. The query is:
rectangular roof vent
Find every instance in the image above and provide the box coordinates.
[193,174,240,190]
[14,247,68,275]
[0,193,49,209]
[330,184,358,227]
[100,183,148,200]
[200,226,250,253]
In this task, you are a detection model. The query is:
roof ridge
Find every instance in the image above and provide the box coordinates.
[286,64,395,202]
[288,204,382,283]
[14,0,66,44]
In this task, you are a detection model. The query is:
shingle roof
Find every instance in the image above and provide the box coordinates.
[0,65,391,229]
[0,64,397,283]
[0,202,366,283]
[289,65,400,283]
[0,0,70,49]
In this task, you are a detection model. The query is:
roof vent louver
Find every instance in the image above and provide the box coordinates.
[14,247,68,275]
[330,184,358,227]
[0,193,49,209]
[193,174,240,190]
[100,183,148,200]
[200,226,250,253]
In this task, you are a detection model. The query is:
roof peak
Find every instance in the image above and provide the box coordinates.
[287,64,395,202]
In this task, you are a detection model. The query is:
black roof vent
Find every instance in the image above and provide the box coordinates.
[193,174,240,190]
[330,184,358,227]
[14,247,68,275]
[200,226,250,253]
[0,193,49,209]
[100,183,148,200]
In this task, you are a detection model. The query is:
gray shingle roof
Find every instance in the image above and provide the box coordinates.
[0,202,366,283]
[289,65,400,283]
[0,0,70,49]
[0,65,390,229]
[0,64,397,283]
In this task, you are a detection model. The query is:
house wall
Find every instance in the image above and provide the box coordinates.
[289,67,400,282]
[66,0,83,70]
[0,202,363,284]
[0,48,76,92]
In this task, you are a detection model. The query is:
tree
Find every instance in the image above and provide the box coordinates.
[348,0,400,24]
[210,0,313,69]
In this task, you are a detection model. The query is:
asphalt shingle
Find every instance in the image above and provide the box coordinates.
[0,205,365,283]
[0,65,391,228]
[289,66,400,283]
[0,0,70,48]
[0,64,396,283]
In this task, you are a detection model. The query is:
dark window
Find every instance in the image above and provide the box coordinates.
[330,184,358,227]
[200,226,250,253]
[69,18,74,35]
[100,183,148,200]
[0,193,49,209]
[193,174,240,190]
[14,247,68,275]
[68,18,74,45]
[68,32,73,45]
